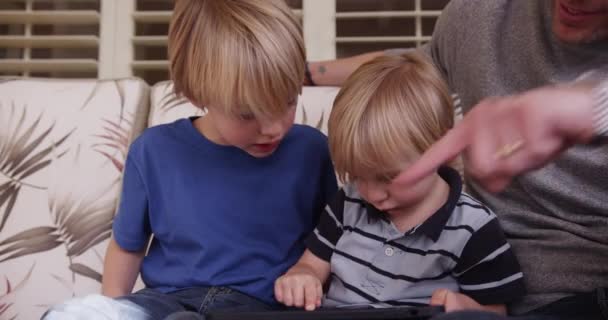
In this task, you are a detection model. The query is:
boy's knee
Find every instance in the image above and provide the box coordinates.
[42,294,148,320]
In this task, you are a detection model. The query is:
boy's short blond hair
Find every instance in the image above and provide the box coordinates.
[328,52,454,183]
[169,0,305,118]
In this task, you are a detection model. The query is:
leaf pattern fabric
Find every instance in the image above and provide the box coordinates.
[0,79,339,320]
[0,78,149,320]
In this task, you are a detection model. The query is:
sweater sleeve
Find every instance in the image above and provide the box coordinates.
[592,78,608,137]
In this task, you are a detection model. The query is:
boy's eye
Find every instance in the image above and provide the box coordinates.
[239,113,255,121]
[375,175,390,183]
[375,173,397,184]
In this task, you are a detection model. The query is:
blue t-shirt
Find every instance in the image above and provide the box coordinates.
[112,118,337,304]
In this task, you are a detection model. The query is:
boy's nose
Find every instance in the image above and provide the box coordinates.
[259,119,284,137]
[367,188,388,203]
[360,182,388,203]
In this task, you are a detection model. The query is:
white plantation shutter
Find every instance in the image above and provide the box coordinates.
[131,0,170,84]
[98,0,134,79]
[131,0,304,84]
[303,0,335,61]
[0,0,101,78]
[0,0,449,83]
[334,0,449,58]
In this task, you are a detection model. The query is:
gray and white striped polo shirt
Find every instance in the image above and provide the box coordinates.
[306,167,525,308]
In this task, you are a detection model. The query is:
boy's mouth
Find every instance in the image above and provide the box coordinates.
[253,141,280,153]
[383,207,399,214]
[375,202,397,213]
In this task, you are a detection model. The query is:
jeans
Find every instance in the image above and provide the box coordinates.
[42,287,274,320]
[119,287,275,320]
[430,288,608,320]
[43,287,608,320]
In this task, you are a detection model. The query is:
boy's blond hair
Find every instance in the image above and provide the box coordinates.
[328,52,454,183]
[168,0,305,118]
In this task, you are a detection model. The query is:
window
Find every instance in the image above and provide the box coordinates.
[131,0,172,85]
[0,0,450,84]
[0,0,100,78]
[335,0,449,57]
[132,0,303,84]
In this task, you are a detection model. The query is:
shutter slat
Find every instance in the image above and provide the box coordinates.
[0,59,98,72]
[132,36,167,46]
[132,11,171,23]
[336,36,432,43]
[0,11,100,24]
[131,60,168,70]
[0,35,98,48]
[132,8,301,24]
[336,10,441,19]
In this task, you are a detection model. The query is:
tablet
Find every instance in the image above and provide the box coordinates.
[206,305,444,320]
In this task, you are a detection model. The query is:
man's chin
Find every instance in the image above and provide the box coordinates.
[553,21,608,44]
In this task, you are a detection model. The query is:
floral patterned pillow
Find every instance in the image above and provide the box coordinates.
[0,78,149,320]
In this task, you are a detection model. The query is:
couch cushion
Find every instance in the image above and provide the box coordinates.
[0,78,149,320]
[148,81,339,135]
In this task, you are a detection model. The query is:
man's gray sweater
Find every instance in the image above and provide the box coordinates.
[424,0,608,314]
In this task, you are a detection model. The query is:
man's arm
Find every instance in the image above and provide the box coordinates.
[306,51,384,86]
[101,237,145,298]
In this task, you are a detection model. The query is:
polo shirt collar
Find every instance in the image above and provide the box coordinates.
[414,166,462,242]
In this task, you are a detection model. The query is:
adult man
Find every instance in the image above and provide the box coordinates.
[308,0,608,318]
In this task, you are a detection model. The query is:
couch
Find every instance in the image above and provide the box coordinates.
[0,77,339,320]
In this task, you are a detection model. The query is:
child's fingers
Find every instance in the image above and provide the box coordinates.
[430,289,449,306]
[274,279,284,303]
[316,282,323,307]
[304,282,319,311]
[283,284,295,306]
[292,284,305,308]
